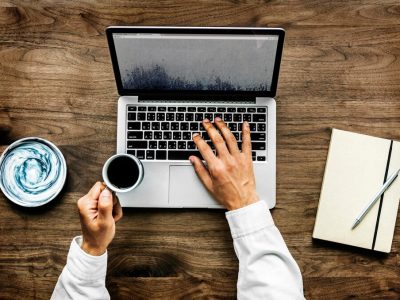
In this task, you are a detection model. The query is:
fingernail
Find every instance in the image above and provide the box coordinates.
[244,121,249,127]
[192,133,199,138]
[215,117,221,122]
[189,156,194,164]
[203,118,210,123]
[101,188,112,198]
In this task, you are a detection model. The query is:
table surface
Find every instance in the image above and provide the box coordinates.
[1,1,399,299]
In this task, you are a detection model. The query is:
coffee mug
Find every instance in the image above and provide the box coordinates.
[102,153,144,193]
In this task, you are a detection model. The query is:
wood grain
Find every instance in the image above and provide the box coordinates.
[0,0,399,299]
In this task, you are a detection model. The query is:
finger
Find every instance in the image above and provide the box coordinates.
[203,118,230,156]
[88,181,105,200]
[113,195,123,223]
[213,118,240,155]
[190,156,213,192]
[192,132,216,163]
[98,188,114,221]
[241,121,252,156]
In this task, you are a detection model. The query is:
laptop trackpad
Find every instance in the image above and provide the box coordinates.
[168,165,220,207]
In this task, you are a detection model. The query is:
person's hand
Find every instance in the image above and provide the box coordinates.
[77,182,123,255]
[190,117,259,210]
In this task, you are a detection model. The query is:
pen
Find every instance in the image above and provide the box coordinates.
[351,168,400,230]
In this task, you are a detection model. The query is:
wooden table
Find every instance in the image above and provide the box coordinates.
[1,1,399,299]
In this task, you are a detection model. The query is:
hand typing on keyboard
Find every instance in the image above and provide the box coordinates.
[190,117,259,210]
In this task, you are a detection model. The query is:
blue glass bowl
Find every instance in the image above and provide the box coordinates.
[0,137,67,207]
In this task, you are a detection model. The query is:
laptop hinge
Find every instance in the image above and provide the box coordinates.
[138,99,256,104]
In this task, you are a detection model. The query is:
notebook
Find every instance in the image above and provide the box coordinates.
[313,129,400,253]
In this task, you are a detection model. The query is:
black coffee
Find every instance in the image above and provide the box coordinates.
[107,156,140,189]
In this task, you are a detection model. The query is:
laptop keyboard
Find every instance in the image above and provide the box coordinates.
[126,105,267,162]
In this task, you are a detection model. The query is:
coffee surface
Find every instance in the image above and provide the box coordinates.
[107,156,139,189]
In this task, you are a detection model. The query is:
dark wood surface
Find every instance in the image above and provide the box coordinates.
[1,1,399,299]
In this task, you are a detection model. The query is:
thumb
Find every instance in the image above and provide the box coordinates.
[98,188,113,221]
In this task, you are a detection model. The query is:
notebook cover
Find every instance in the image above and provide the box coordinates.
[313,129,400,253]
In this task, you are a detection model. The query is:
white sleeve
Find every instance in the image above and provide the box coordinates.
[51,236,110,300]
[226,201,304,300]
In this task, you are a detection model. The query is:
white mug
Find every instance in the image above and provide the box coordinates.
[102,153,144,193]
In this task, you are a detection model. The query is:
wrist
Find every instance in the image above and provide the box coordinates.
[81,241,107,256]
[226,194,259,211]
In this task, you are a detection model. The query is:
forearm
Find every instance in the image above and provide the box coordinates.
[226,201,304,300]
[51,236,110,300]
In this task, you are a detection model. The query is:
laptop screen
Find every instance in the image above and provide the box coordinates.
[107,28,284,98]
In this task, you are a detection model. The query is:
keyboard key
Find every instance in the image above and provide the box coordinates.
[128,122,140,130]
[253,114,266,122]
[128,140,147,149]
[156,150,167,160]
[207,107,216,112]
[173,132,181,140]
[233,114,242,122]
[128,106,137,111]
[178,141,186,149]
[138,106,146,111]
[178,107,186,112]
[152,122,160,130]
[127,149,136,155]
[154,131,162,140]
[252,142,266,150]
[227,107,236,112]
[187,141,196,149]
[257,123,266,131]
[250,123,257,131]
[157,113,165,121]
[148,106,156,111]
[214,113,223,119]
[142,122,150,130]
[146,150,155,159]
[171,122,179,130]
[185,113,194,121]
[188,107,196,112]
[233,132,239,140]
[198,107,206,112]
[176,113,184,121]
[257,107,266,113]
[257,156,266,161]
[190,122,198,131]
[163,132,172,140]
[199,123,205,131]
[195,113,203,121]
[158,141,167,149]
[168,107,176,112]
[238,107,246,112]
[137,113,146,120]
[168,150,203,160]
[161,122,169,130]
[202,132,210,140]
[251,133,266,141]
[243,114,251,122]
[238,123,242,131]
[207,141,215,149]
[180,122,189,131]
[224,114,232,122]
[147,113,155,121]
[128,113,136,120]
[144,131,152,139]
[247,107,256,112]
[149,141,157,149]
[158,106,166,111]
[217,107,226,112]
[166,113,174,121]
[168,141,177,149]
[183,132,191,140]
[204,113,213,121]
[228,123,237,131]
[127,131,143,139]
[136,150,145,159]
[252,156,256,161]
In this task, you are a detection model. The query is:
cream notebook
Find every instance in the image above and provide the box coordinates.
[313,129,400,253]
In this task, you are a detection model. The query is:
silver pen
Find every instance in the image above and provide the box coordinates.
[351,168,400,230]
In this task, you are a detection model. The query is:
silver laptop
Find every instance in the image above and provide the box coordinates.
[106,26,285,209]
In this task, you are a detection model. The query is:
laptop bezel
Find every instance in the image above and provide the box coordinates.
[106,26,285,100]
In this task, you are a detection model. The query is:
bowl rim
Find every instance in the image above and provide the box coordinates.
[0,137,67,207]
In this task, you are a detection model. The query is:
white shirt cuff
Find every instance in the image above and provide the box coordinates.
[225,200,274,239]
[66,236,108,281]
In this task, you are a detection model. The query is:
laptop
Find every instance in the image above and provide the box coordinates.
[105,26,285,209]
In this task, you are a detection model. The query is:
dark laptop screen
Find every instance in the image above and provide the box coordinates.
[107,28,284,97]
